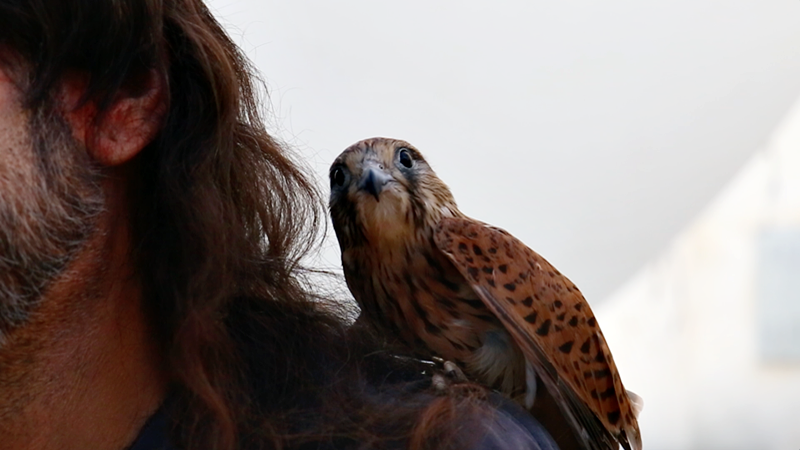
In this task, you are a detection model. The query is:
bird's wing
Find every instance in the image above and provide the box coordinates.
[434,217,641,450]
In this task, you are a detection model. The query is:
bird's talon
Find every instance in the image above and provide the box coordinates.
[432,374,448,392]
[443,360,467,383]
[431,360,468,392]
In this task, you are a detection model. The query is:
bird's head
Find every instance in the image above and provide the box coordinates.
[329,137,460,249]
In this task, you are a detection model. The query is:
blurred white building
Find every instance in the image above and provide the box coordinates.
[597,96,800,450]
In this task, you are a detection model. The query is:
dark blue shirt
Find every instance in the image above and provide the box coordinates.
[129,393,559,450]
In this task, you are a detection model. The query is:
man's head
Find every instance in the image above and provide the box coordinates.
[0,1,322,447]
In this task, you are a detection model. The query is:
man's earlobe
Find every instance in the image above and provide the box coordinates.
[64,70,168,166]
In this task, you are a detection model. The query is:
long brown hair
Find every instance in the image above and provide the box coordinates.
[0,1,522,449]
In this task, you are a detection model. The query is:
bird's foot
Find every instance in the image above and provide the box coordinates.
[431,359,469,392]
[444,360,468,382]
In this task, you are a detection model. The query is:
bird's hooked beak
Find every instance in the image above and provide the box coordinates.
[358,161,392,202]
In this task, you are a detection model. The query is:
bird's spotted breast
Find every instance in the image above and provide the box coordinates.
[344,234,525,390]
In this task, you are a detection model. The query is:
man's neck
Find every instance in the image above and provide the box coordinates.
[0,196,167,450]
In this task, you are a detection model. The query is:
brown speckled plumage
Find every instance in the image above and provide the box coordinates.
[329,137,642,450]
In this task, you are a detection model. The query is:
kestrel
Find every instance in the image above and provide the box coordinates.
[329,138,642,450]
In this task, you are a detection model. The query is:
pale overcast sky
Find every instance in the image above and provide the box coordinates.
[207,0,800,302]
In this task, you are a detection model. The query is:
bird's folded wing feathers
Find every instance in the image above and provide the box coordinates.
[434,217,641,450]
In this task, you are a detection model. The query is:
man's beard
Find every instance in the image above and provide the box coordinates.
[0,105,104,344]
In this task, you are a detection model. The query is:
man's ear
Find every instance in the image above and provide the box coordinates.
[63,70,168,166]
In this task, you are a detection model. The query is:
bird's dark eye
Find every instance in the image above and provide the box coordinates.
[398,148,413,168]
[331,167,346,187]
